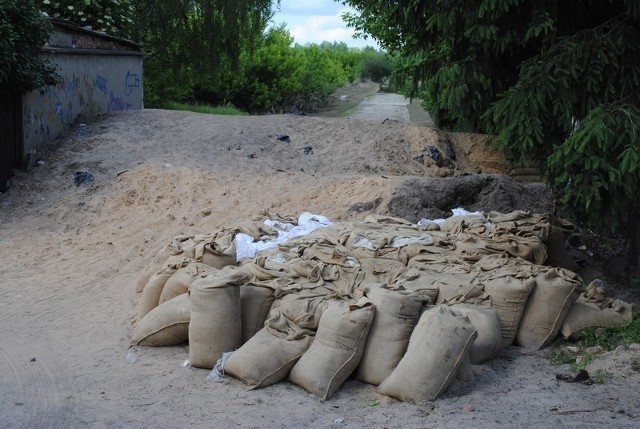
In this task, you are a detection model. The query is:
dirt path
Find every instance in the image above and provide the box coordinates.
[0,110,638,428]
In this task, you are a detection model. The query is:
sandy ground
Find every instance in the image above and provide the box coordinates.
[1,107,639,428]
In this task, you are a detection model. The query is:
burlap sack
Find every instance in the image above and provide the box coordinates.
[516,267,581,349]
[158,262,217,304]
[390,267,439,304]
[450,303,502,364]
[183,231,237,269]
[136,265,179,323]
[289,299,375,399]
[561,300,634,340]
[440,214,487,235]
[455,350,475,382]
[188,269,244,369]
[136,252,170,294]
[135,235,198,293]
[240,282,277,343]
[131,293,190,346]
[356,285,424,385]
[272,289,337,330]
[483,275,536,347]
[378,305,477,402]
[359,258,406,285]
[224,309,314,389]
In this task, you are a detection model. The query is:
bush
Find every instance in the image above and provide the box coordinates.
[0,0,57,92]
[358,50,392,82]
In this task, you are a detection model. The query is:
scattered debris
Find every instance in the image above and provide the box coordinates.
[556,369,593,385]
[73,171,94,186]
[427,145,442,163]
[301,146,313,155]
[586,346,604,355]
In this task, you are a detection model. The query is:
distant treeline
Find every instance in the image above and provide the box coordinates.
[35,0,391,113]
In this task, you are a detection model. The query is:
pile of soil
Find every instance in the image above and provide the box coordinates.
[1,109,638,428]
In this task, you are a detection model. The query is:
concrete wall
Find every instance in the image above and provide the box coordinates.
[22,23,143,154]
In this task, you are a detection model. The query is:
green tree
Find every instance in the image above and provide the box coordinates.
[0,0,57,92]
[344,0,640,277]
[233,26,303,112]
[137,0,276,106]
[40,0,135,38]
[357,47,392,83]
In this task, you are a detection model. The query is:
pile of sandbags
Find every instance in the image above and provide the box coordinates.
[130,210,635,402]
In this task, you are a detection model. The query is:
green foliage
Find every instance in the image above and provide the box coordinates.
[547,105,640,232]
[580,317,640,350]
[40,0,135,37]
[344,0,640,274]
[162,101,247,116]
[139,0,275,107]
[549,316,639,375]
[358,49,392,83]
[230,27,363,113]
[0,0,58,92]
[136,1,389,113]
[233,26,304,112]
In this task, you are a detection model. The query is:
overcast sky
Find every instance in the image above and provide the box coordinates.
[271,0,379,48]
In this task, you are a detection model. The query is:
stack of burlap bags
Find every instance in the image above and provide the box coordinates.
[131,210,634,402]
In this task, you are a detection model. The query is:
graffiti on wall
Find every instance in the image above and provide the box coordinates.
[95,74,108,95]
[24,63,143,150]
[125,71,140,96]
[108,92,132,112]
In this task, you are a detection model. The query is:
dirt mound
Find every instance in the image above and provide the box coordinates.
[387,174,552,221]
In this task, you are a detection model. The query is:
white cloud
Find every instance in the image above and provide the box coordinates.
[271,0,379,48]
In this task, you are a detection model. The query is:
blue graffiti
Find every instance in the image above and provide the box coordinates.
[109,92,132,112]
[95,74,108,95]
[63,76,80,95]
[125,72,140,96]
[54,101,65,122]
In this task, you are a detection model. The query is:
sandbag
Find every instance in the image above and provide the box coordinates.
[135,252,170,294]
[355,285,424,385]
[137,265,180,323]
[516,267,581,349]
[184,231,238,269]
[455,350,475,382]
[240,282,277,343]
[561,300,634,340]
[158,262,217,304]
[389,267,439,304]
[289,299,375,399]
[135,235,198,293]
[451,303,502,364]
[131,293,190,346]
[378,305,477,403]
[224,309,313,389]
[188,269,244,369]
[272,289,337,331]
[483,274,536,347]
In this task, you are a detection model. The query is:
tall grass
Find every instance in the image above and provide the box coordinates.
[163,101,247,116]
